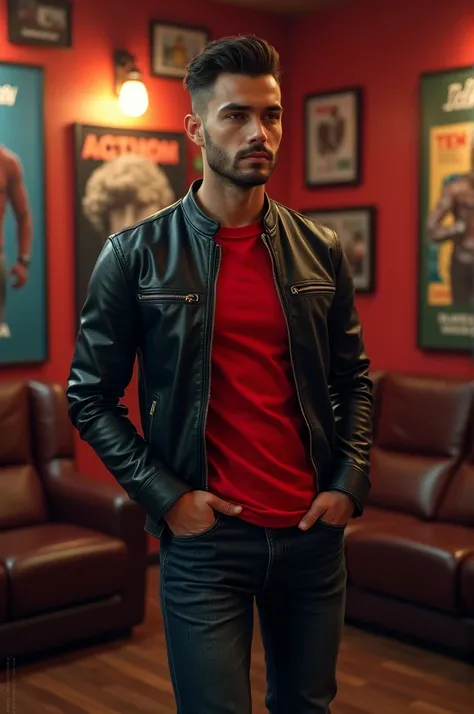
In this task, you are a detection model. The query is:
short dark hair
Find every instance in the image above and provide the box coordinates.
[184,34,281,114]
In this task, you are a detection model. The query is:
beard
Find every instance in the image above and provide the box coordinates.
[203,127,277,188]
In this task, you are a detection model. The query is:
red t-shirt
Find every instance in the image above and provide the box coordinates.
[205,221,317,528]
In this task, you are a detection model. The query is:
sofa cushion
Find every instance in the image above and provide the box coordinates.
[368,446,455,520]
[368,374,473,518]
[345,504,421,535]
[460,554,474,616]
[376,374,473,456]
[0,564,7,623]
[0,382,49,528]
[0,465,49,530]
[345,517,474,614]
[0,523,128,619]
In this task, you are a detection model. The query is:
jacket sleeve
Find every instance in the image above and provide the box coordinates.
[326,233,373,516]
[66,237,191,524]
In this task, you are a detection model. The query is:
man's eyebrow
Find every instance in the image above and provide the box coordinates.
[218,103,283,113]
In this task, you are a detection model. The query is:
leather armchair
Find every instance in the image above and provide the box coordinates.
[344,372,474,654]
[0,380,147,661]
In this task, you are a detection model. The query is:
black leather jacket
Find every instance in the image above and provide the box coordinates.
[67,180,373,539]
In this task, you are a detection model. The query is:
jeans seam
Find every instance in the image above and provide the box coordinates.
[262,529,274,590]
[262,610,280,714]
[160,545,183,714]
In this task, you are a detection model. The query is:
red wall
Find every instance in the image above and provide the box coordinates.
[0,0,289,550]
[3,0,473,550]
[289,0,474,376]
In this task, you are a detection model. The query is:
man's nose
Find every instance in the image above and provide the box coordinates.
[248,118,268,144]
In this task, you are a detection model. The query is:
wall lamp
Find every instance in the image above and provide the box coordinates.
[114,49,149,118]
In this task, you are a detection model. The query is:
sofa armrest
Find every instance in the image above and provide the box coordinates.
[44,471,146,546]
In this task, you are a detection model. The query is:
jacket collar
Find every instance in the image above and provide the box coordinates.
[182,179,277,238]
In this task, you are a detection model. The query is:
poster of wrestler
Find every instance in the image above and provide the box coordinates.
[73,124,187,320]
[419,67,474,351]
[304,87,362,188]
[302,206,376,293]
[0,62,46,365]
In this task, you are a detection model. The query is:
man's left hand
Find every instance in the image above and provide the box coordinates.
[298,490,355,531]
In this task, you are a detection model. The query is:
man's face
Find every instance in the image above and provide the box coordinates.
[200,73,283,188]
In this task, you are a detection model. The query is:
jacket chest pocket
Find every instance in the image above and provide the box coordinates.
[137,289,203,348]
[288,280,336,320]
[290,280,335,298]
[137,291,200,305]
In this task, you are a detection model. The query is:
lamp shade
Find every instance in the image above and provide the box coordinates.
[118,71,149,117]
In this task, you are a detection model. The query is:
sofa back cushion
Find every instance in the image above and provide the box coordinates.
[368,374,473,519]
[0,382,49,529]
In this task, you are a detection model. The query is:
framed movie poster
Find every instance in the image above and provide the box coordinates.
[419,67,474,351]
[304,87,362,188]
[0,62,47,365]
[7,0,72,47]
[73,125,187,319]
[150,21,209,79]
[303,206,376,293]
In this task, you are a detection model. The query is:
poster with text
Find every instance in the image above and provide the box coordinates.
[0,62,47,365]
[74,125,187,319]
[420,67,474,351]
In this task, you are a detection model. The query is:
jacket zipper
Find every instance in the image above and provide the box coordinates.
[138,292,199,303]
[149,397,158,443]
[291,282,334,295]
[261,233,320,492]
[202,244,222,489]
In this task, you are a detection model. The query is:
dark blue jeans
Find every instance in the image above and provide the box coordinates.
[159,513,347,714]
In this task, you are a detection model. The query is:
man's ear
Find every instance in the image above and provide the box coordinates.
[185,113,205,147]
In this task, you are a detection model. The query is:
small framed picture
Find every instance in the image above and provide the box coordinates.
[150,21,209,79]
[302,206,376,293]
[7,0,72,47]
[304,87,362,188]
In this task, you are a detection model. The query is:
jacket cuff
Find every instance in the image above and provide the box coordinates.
[135,470,192,524]
[329,462,371,518]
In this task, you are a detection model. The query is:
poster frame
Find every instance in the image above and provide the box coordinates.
[417,65,474,353]
[0,61,48,366]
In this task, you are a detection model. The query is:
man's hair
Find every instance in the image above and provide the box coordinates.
[184,34,281,114]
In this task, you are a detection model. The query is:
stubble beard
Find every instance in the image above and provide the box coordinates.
[203,127,276,188]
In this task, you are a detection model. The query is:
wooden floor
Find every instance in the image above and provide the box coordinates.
[2,565,473,714]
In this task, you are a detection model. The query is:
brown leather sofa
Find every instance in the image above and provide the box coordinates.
[0,380,147,661]
[345,371,474,654]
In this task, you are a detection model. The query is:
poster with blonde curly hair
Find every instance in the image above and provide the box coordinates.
[73,124,186,320]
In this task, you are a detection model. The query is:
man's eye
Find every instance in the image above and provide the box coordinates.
[228,113,245,120]
[266,113,281,121]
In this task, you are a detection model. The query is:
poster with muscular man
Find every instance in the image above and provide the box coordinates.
[74,125,187,321]
[0,62,46,364]
[420,67,474,351]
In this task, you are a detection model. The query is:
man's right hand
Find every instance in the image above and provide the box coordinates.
[164,490,242,537]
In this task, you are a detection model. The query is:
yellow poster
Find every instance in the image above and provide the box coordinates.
[427,122,474,306]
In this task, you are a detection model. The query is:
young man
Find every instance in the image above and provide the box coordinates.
[67,35,372,714]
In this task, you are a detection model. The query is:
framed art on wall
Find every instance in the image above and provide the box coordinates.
[7,0,72,47]
[304,87,362,188]
[73,125,187,320]
[302,206,376,293]
[0,62,47,365]
[150,21,209,79]
[419,66,474,352]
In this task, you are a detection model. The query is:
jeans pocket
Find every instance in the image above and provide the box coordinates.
[317,518,346,532]
[172,514,222,542]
